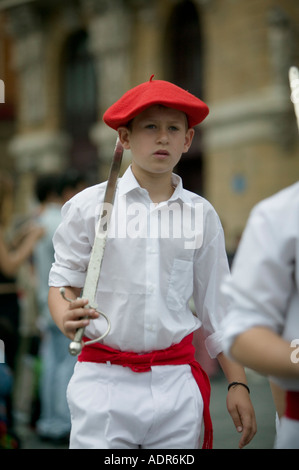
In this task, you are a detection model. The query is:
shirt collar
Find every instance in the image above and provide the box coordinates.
[118,165,192,203]
[118,165,141,196]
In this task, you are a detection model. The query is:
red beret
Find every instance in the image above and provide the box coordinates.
[103,75,209,130]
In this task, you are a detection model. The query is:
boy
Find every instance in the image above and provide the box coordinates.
[48,77,256,449]
[221,183,299,448]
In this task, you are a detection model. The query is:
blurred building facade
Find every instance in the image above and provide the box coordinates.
[0,0,298,252]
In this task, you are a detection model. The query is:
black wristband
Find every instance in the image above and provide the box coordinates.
[228,381,250,394]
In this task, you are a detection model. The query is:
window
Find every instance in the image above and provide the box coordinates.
[61,30,98,177]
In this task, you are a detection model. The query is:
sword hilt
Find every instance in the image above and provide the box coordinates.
[59,287,111,356]
[69,326,85,356]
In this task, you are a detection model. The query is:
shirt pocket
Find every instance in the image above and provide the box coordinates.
[166,259,193,311]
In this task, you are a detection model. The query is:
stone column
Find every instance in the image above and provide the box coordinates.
[5,3,70,211]
[7,4,47,128]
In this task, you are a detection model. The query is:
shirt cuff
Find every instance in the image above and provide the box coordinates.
[220,309,279,359]
[204,330,224,359]
[48,267,85,289]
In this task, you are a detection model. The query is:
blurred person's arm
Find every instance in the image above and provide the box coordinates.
[0,225,44,277]
[231,326,299,379]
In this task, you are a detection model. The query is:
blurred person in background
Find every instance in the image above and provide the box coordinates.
[33,170,87,444]
[57,169,88,205]
[0,171,44,445]
[221,182,299,448]
[0,317,20,449]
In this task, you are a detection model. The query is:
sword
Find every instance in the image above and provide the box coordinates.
[60,137,124,355]
[289,66,299,132]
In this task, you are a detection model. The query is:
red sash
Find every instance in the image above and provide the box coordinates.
[285,391,299,421]
[78,333,213,449]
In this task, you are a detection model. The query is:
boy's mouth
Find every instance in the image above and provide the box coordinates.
[154,150,170,158]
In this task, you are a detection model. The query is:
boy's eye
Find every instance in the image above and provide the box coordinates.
[144,124,180,131]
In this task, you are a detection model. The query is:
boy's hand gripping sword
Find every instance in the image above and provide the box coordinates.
[60,138,124,356]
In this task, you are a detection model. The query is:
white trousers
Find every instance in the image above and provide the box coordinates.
[275,416,299,449]
[67,361,203,449]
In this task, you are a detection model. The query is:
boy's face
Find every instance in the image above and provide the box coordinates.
[118,105,194,177]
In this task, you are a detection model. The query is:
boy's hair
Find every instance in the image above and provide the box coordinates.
[35,170,87,203]
[34,173,60,203]
[57,169,86,196]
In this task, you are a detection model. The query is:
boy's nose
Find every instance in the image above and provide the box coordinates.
[157,129,169,144]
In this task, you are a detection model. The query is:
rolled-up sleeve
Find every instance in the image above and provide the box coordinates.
[49,196,95,288]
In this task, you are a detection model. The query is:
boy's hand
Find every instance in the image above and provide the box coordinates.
[226,384,257,448]
[62,297,99,340]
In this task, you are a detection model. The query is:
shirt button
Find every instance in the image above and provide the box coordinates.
[146,324,155,332]
[148,284,154,293]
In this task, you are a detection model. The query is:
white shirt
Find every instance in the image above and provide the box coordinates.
[49,166,229,357]
[221,182,299,391]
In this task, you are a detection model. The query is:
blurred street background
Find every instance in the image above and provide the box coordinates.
[0,0,298,451]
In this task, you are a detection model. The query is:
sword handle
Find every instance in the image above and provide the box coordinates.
[59,287,86,355]
[69,308,111,356]
[69,326,85,356]
[59,287,111,356]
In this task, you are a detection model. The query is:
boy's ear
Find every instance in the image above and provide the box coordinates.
[183,128,195,153]
[118,127,131,149]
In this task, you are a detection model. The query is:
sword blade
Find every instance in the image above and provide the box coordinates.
[68,137,123,355]
[82,137,123,305]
